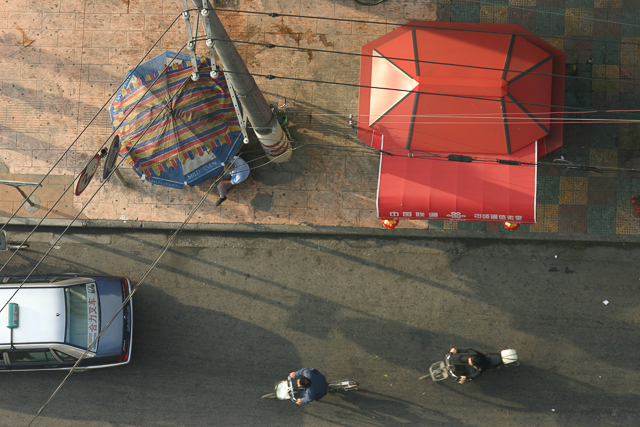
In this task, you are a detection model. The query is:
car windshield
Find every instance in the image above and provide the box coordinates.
[64,283,100,351]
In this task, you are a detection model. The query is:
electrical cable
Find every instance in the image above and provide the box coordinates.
[259,111,640,125]
[215,68,640,119]
[6,4,638,331]
[0,49,199,317]
[14,3,608,423]
[209,6,640,43]
[264,110,640,124]
[26,158,241,427]
[25,56,277,427]
[27,145,299,424]
[7,20,297,424]
[0,46,193,282]
[0,11,184,240]
[197,36,640,88]
[343,118,640,125]
[240,133,640,174]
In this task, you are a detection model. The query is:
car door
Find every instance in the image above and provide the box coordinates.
[0,351,8,371]
[5,349,61,371]
[52,349,81,369]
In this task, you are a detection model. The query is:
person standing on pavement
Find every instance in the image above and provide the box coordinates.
[289,368,328,405]
[215,155,250,206]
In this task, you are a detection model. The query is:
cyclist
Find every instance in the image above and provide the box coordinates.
[449,348,489,384]
[289,368,328,405]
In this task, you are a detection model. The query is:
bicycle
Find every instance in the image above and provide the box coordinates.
[0,230,29,251]
[419,349,519,382]
[262,376,359,400]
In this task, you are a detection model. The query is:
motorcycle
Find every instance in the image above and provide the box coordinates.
[420,348,518,382]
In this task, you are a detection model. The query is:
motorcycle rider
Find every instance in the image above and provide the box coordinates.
[289,368,328,405]
[449,348,489,384]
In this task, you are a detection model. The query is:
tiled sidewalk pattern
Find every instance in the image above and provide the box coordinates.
[434,0,640,236]
[1,0,639,237]
[0,0,434,230]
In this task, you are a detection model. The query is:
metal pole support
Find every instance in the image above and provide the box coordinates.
[0,180,41,207]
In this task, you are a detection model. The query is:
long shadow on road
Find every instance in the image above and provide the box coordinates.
[0,284,302,426]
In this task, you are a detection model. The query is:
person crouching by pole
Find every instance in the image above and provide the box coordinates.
[215,156,250,206]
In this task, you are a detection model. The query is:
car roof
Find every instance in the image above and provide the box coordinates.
[0,287,65,346]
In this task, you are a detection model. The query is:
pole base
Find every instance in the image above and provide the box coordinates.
[257,124,292,163]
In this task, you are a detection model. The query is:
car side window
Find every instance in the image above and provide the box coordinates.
[7,350,57,364]
[0,351,7,369]
[53,350,78,362]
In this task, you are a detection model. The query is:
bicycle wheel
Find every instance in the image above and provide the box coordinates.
[343,381,358,391]
[428,361,450,381]
[355,0,387,5]
[261,392,277,399]
[9,243,29,250]
[329,379,359,391]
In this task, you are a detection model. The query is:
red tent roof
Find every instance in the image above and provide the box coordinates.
[376,132,538,223]
[358,22,565,223]
[358,22,565,156]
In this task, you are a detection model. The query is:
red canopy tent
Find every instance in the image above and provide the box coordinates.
[358,22,565,224]
[373,131,538,223]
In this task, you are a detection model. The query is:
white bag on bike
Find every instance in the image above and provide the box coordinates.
[501,349,518,365]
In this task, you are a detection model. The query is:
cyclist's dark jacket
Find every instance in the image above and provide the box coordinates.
[295,368,328,404]
[450,348,489,380]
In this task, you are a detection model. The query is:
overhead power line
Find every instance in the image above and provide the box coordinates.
[198,35,640,91]
[0,48,200,315]
[13,9,295,422]
[25,145,297,426]
[0,12,184,242]
[209,6,640,44]
[0,46,194,282]
[217,68,640,119]
[243,135,640,174]
[26,159,238,427]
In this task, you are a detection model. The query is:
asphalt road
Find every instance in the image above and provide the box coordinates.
[0,230,638,426]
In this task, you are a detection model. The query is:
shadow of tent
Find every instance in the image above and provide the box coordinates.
[336,315,440,368]
[0,286,303,426]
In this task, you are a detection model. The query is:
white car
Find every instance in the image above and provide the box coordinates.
[0,275,133,371]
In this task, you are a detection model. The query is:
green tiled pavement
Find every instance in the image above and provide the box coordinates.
[432,0,640,236]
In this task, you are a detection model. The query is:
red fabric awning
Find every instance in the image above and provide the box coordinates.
[358,22,565,157]
[376,133,538,224]
[357,22,565,223]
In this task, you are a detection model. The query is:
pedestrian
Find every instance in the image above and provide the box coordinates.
[215,156,250,206]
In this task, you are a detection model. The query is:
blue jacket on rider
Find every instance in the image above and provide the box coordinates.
[295,368,328,404]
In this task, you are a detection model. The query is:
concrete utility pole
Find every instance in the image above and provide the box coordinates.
[182,0,292,163]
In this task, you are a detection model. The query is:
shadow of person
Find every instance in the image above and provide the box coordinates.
[310,389,464,427]
[434,362,640,425]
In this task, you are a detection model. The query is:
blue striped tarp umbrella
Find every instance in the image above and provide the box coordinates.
[109,51,243,188]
